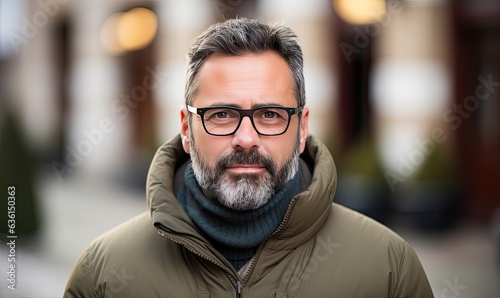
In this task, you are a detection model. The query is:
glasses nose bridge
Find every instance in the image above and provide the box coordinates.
[238,109,256,124]
[235,108,259,133]
[239,109,254,118]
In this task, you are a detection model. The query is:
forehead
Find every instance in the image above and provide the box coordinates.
[193,52,296,108]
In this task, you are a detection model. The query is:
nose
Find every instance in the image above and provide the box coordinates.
[231,116,261,152]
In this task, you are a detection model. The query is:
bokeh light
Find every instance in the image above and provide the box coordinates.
[334,0,386,24]
[100,7,158,55]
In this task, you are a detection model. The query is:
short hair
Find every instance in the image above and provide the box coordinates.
[185,18,305,108]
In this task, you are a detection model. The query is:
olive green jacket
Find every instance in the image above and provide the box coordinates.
[64,135,434,298]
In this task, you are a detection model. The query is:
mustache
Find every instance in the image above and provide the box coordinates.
[216,150,277,176]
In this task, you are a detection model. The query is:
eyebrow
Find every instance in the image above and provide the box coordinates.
[200,101,287,109]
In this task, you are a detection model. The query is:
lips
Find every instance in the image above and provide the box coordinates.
[226,164,266,174]
[216,150,276,176]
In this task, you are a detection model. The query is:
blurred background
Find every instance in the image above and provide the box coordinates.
[0,0,499,297]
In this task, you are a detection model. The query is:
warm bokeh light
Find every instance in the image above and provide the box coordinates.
[100,12,125,55]
[117,8,158,52]
[334,0,386,24]
[100,7,158,55]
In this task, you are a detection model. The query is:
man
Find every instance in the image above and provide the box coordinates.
[65,18,433,297]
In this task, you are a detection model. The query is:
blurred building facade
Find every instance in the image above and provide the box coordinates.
[0,0,499,228]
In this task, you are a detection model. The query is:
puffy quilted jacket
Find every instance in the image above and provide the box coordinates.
[64,135,434,297]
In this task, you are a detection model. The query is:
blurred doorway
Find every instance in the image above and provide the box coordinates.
[452,0,500,221]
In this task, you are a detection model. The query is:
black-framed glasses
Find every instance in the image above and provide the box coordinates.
[187,105,303,136]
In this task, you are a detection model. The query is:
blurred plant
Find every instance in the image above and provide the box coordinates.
[391,140,460,231]
[0,103,39,236]
[335,134,391,223]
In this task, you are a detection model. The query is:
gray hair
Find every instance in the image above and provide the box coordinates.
[185,18,305,108]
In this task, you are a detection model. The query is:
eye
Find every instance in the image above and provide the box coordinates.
[256,108,287,120]
[263,111,279,118]
[205,108,238,121]
[214,111,229,118]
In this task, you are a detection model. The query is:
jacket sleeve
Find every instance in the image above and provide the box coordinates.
[63,246,98,298]
[392,242,434,298]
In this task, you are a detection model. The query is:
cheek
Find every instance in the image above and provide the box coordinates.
[193,133,230,165]
[264,135,297,165]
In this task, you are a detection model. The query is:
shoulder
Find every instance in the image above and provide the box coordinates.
[326,203,407,245]
[320,203,412,263]
[85,212,154,257]
[310,203,433,297]
[83,212,181,268]
[70,212,180,279]
[65,212,188,297]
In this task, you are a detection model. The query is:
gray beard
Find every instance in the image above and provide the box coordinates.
[189,136,300,211]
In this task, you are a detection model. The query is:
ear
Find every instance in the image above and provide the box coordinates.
[298,107,309,154]
[180,107,191,154]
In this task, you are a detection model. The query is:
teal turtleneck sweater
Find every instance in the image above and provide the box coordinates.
[176,161,310,271]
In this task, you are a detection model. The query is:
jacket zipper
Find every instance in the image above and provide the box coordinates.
[156,224,243,297]
[237,280,242,298]
[241,198,298,284]
[156,197,298,296]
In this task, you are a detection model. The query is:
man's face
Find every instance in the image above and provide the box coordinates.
[180,51,309,210]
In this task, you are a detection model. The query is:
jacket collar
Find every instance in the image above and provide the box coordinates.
[146,134,337,250]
